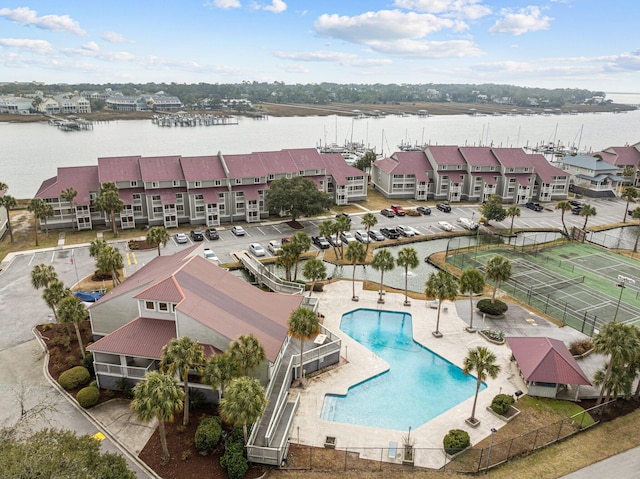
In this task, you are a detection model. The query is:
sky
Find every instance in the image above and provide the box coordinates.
[0,1,639,93]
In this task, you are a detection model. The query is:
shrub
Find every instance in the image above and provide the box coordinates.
[127,240,139,250]
[195,416,222,454]
[443,429,470,455]
[76,386,100,408]
[90,380,98,388]
[221,441,248,479]
[477,298,508,315]
[491,393,515,415]
[83,353,95,376]
[569,338,593,356]
[59,366,91,390]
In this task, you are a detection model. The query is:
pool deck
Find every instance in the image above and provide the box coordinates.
[290,280,601,469]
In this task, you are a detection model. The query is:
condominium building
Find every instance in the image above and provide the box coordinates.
[34,148,367,230]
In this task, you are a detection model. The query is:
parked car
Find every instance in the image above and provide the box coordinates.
[267,240,282,255]
[340,231,357,244]
[355,230,371,243]
[205,228,219,240]
[525,202,543,212]
[335,212,351,223]
[416,206,431,215]
[327,234,343,247]
[571,206,583,215]
[380,208,395,217]
[457,218,479,230]
[190,230,204,241]
[249,243,266,257]
[569,200,584,208]
[312,235,331,249]
[438,221,455,232]
[391,205,406,216]
[629,209,639,216]
[436,203,452,212]
[368,229,385,242]
[203,248,219,263]
[380,227,400,239]
[397,225,418,237]
[175,233,189,244]
[231,225,246,236]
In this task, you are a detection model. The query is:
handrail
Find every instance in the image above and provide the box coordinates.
[264,355,296,445]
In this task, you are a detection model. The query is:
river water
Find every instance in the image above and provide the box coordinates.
[3,104,640,199]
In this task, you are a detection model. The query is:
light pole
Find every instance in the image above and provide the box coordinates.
[614,275,635,321]
[485,427,497,474]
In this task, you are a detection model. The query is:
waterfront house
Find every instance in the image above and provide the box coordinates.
[594,143,640,187]
[371,146,568,204]
[557,155,625,198]
[35,148,367,230]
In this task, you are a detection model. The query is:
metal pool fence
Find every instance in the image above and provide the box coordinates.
[283,402,608,474]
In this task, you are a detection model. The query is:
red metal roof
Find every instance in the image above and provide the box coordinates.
[320,153,365,186]
[426,145,467,165]
[459,147,500,167]
[224,152,268,178]
[471,172,499,185]
[597,146,640,167]
[98,156,142,183]
[181,155,227,181]
[491,148,533,168]
[526,154,568,183]
[375,151,431,182]
[139,156,184,182]
[506,337,591,385]
[35,166,99,205]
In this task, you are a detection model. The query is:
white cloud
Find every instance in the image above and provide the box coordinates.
[489,6,552,36]
[102,31,134,44]
[393,0,491,20]
[253,0,287,13]
[274,50,392,67]
[367,38,484,58]
[82,41,99,52]
[0,7,86,36]
[314,10,454,43]
[279,63,310,73]
[204,0,242,9]
[0,38,54,54]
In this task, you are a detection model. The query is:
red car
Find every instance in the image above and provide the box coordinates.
[391,205,406,216]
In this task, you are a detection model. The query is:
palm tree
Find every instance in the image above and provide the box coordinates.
[57,295,88,358]
[220,376,268,445]
[396,247,419,306]
[203,352,237,398]
[632,208,640,252]
[463,346,501,424]
[579,204,597,230]
[555,201,572,236]
[621,186,638,223]
[506,205,520,235]
[89,238,107,258]
[593,362,634,405]
[31,263,58,290]
[27,198,53,246]
[42,280,71,322]
[288,307,320,382]
[289,232,311,281]
[228,334,266,377]
[319,219,339,259]
[593,321,639,406]
[302,258,326,298]
[96,245,124,287]
[95,182,124,235]
[485,255,512,303]
[425,270,458,337]
[334,215,351,259]
[371,249,395,303]
[146,226,170,256]
[360,212,378,255]
[60,187,78,230]
[345,241,366,301]
[131,371,184,463]
[160,336,205,426]
[459,268,485,332]
[0,193,17,243]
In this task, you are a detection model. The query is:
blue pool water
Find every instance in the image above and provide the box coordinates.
[321,308,484,431]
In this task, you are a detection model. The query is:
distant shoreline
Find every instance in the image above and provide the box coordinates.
[0,101,635,124]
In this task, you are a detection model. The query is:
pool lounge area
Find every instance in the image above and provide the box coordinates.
[290,280,527,469]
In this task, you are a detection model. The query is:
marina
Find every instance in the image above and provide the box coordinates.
[151,113,238,127]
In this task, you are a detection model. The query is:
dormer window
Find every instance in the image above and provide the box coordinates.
[158,302,168,312]
[145,301,155,311]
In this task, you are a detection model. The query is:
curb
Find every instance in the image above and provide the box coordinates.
[32,327,162,479]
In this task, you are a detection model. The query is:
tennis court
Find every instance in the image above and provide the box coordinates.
[446,242,640,335]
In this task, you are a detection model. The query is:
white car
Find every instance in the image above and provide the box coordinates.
[267,240,282,255]
[175,233,189,244]
[397,225,417,237]
[438,221,455,232]
[203,248,219,263]
[340,231,357,244]
[328,234,342,247]
[231,225,246,236]
[355,230,371,243]
[249,243,266,257]
[457,217,479,230]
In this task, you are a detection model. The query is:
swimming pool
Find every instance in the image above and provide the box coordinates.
[321,308,484,431]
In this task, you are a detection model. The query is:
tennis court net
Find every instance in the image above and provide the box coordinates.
[529,276,585,296]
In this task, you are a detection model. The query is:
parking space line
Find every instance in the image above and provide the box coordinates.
[256,227,267,236]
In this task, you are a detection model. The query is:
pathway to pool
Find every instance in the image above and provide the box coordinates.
[289,280,594,470]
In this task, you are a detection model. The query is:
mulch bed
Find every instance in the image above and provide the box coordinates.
[37,322,272,478]
[286,220,305,230]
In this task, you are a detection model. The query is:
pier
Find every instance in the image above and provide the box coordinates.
[151,113,238,127]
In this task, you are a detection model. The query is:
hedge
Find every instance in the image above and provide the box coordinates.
[195,416,222,454]
[443,429,470,455]
[477,298,508,315]
[59,366,91,390]
[77,386,100,408]
[491,393,515,415]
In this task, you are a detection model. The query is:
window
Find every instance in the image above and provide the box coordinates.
[268,174,275,181]
[133,205,142,213]
[172,180,181,187]
[158,302,168,312]
[177,205,184,212]
[214,180,222,186]
[152,195,161,201]
[218,193,225,200]
[456,164,462,170]
[490,166,496,171]
[440,165,447,170]
[145,301,155,311]
[130,181,138,187]
[299,171,304,176]
[254,177,260,183]
[151,181,159,188]
[132,193,141,201]
[508,168,515,173]
[153,206,163,214]
[196,206,205,213]
[235,179,242,185]
[194,181,202,187]
[474,166,481,171]
[175,193,183,201]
